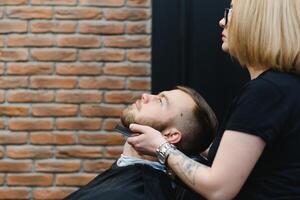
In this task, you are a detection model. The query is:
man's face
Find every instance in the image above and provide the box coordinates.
[121,89,195,131]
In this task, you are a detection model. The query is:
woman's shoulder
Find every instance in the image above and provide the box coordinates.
[231,70,300,109]
[245,70,300,97]
[261,69,299,84]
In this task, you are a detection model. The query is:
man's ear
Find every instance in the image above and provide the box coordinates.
[162,128,182,145]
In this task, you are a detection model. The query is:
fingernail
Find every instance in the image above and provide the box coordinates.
[129,124,133,129]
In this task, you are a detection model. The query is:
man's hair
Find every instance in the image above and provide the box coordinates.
[228,0,300,74]
[175,86,218,155]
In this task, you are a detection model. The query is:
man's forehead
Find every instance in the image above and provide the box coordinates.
[158,89,180,95]
[164,89,196,116]
[158,89,186,96]
[159,89,194,106]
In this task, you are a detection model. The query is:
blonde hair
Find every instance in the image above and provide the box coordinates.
[228,0,300,74]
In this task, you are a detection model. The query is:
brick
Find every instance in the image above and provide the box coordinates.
[80,0,124,6]
[0,64,3,75]
[0,90,4,102]
[79,49,125,61]
[31,48,76,61]
[127,49,151,61]
[0,120,4,129]
[83,159,114,172]
[7,90,54,103]
[0,188,30,200]
[6,146,53,159]
[0,49,28,61]
[33,188,77,200]
[30,76,77,89]
[0,36,4,47]
[55,8,102,19]
[105,146,123,158]
[79,22,124,34]
[105,9,150,21]
[78,132,125,145]
[103,63,150,76]
[0,131,27,144]
[104,91,142,103]
[56,90,102,103]
[102,118,121,130]
[30,132,75,145]
[127,77,151,90]
[80,104,124,117]
[8,118,53,131]
[0,20,27,33]
[0,174,4,184]
[79,77,125,89]
[7,34,54,47]
[127,0,150,7]
[56,118,102,130]
[0,160,32,172]
[7,174,53,186]
[7,7,53,19]
[36,160,81,172]
[32,104,78,117]
[56,63,102,75]
[7,63,53,75]
[103,36,150,48]
[56,146,103,158]
[32,0,76,5]
[0,77,28,89]
[56,174,96,186]
[0,105,29,116]
[0,147,4,158]
[0,0,28,5]
[31,21,76,33]
[127,22,149,34]
[57,35,101,48]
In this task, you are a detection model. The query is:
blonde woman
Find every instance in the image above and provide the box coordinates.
[127,0,300,199]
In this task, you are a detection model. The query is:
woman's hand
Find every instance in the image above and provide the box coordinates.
[127,123,168,156]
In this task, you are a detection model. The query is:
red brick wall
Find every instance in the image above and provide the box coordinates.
[0,0,151,199]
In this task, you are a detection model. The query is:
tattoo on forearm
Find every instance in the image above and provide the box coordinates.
[170,150,202,186]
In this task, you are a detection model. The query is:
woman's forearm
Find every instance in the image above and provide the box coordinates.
[167,131,265,200]
[167,149,222,200]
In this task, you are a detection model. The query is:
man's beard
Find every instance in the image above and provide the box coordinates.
[120,105,136,128]
[120,105,166,132]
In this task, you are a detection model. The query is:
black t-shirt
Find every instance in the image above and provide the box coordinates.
[208,69,300,199]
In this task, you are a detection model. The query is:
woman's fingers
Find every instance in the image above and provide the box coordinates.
[127,123,167,156]
[129,123,151,133]
[126,133,140,146]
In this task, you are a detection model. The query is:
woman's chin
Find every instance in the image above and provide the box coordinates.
[221,43,229,53]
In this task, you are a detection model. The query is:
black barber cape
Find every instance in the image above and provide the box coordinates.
[63,163,175,200]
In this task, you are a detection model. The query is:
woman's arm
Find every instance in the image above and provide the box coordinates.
[128,124,265,200]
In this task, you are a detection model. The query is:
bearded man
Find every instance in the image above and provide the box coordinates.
[64,86,217,200]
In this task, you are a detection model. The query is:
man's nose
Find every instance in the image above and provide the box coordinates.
[141,93,149,103]
[141,93,157,103]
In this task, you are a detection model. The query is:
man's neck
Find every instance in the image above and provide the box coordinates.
[122,141,157,162]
